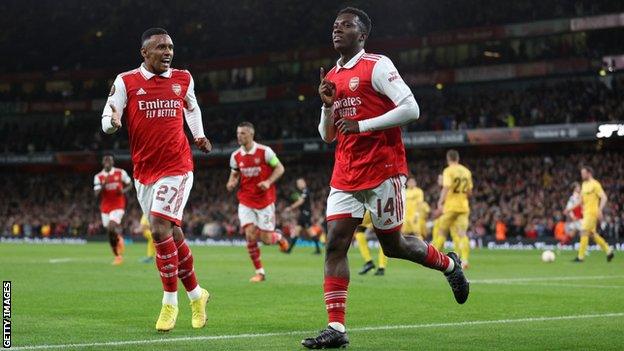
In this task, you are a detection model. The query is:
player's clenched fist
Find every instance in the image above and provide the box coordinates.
[194,137,212,153]
[318,67,336,108]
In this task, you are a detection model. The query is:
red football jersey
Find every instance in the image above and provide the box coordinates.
[324,51,412,191]
[230,143,277,209]
[566,193,583,219]
[107,65,196,184]
[572,204,583,219]
[93,167,131,213]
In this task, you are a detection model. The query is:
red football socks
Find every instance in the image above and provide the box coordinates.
[247,239,263,270]
[423,244,452,272]
[154,236,178,292]
[324,276,349,325]
[175,238,198,292]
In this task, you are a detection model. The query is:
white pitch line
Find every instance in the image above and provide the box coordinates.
[11,312,624,350]
[482,281,624,289]
[48,258,74,264]
[471,275,624,284]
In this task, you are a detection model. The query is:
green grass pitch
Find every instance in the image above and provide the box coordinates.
[2,242,623,350]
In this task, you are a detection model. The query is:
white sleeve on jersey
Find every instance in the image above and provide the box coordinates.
[264,146,277,164]
[566,194,580,210]
[358,56,420,133]
[371,56,413,105]
[318,105,336,143]
[101,75,127,134]
[93,174,102,191]
[229,152,239,171]
[121,169,132,184]
[183,74,206,139]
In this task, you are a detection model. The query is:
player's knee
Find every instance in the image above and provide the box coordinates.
[172,226,185,242]
[150,217,172,241]
[381,245,400,258]
[258,231,272,245]
[325,234,350,256]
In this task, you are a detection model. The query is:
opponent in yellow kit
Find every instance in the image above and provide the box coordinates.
[140,215,155,263]
[355,211,388,275]
[575,166,614,262]
[403,177,429,240]
[432,174,461,252]
[435,150,472,268]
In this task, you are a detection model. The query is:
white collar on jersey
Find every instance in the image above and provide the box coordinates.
[139,64,172,79]
[335,49,365,72]
[240,142,257,155]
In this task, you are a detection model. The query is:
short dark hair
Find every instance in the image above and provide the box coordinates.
[447,149,460,162]
[102,153,114,159]
[238,121,255,130]
[141,28,169,47]
[338,7,372,37]
[581,165,594,175]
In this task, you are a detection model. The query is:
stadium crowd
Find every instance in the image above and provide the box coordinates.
[2,152,623,243]
[4,0,620,74]
[2,76,623,154]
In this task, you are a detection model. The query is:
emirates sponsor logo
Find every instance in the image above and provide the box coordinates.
[172,83,182,96]
[138,99,181,118]
[333,97,362,118]
[240,166,261,178]
[333,97,362,109]
[349,76,359,91]
[138,99,181,110]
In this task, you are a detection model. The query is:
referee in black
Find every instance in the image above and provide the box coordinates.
[285,178,321,254]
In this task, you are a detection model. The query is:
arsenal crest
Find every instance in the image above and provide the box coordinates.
[349,77,359,91]
[254,157,260,165]
[172,83,182,96]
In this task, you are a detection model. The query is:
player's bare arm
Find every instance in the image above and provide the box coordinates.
[598,192,608,220]
[435,187,449,217]
[226,170,240,192]
[257,161,284,191]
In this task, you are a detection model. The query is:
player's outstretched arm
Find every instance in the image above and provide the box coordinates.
[318,67,337,143]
